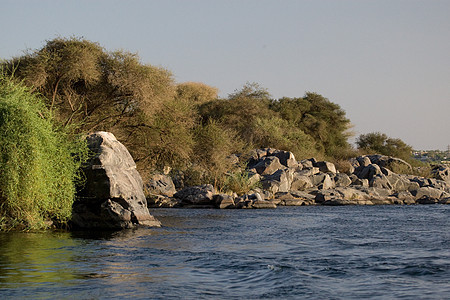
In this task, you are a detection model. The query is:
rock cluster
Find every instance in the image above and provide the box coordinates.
[147,148,450,209]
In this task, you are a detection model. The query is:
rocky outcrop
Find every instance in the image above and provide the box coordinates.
[431,165,450,184]
[144,148,450,210]
[72,132,161,229]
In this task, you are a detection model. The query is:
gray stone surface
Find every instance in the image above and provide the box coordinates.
[145,173,176,197]
[253,156,283,175]
[174,184,215,206]
[73,131,161,229]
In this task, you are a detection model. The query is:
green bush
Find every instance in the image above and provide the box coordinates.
[193,119,243,188]
[0,75,88,231]
[356,132,413,160]
[223,170,261,196]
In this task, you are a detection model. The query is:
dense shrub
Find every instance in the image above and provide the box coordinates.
[192,120,244,189]
[270,93,352,157]
[0,75,88,231]
[356,132,413,161]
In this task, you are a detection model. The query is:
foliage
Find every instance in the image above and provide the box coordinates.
[228,82,271,101]
[270,93,352,157]
[3,37,359,189]
[251,117,318,159]
[0,75,88,231]
[223,170,261,196]
[356,132,413,160]
[198,84,274,145]
[175,82,218,105]
[192,119,243,188]
[2,37,175,165]
[136,98,197,174]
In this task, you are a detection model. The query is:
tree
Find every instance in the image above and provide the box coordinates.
[356,132,413,160]
[3,38,175,132]
[2,37,175,169]
[175,82,218,105]
[270,92,352,157]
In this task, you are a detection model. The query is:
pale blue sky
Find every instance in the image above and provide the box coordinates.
[1,0,449,150]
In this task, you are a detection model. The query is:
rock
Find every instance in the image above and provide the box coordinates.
[311,173,335,189]
[350,175,369,187]
[385,174,414,192]
[261,169,292,193]
[314,190,342,204]
[300,159,315,169]
[333,173,352,187]
[360,186,393,198]
[439,198,450,204]
[411,187,443,200]
[248,192,264,202]
[357,164,382,180]
[251,200,277,209]
[370,174,393,189]
[147,195,181,208]
[431,165,450,183]
[366,154,412,172]
[314,161,337,174]
[335,187,369,201]
[357,156,372,167]
[381,167,393,176]
[275,191,315,206]
[246,171,261,186]
[73,131,161,229]
[296,168,320,177]
[416,197,439,204]
[322,199,361,206]
[253,156,283,175]
[271,150,298,168]
[214,194,236,209]
[174,184,215,206]
[145,173,176,197]
[290,174,313,191]
[392,191,416,204]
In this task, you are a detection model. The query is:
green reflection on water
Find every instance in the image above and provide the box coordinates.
[0,231,79,285]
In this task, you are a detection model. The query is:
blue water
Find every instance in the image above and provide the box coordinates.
[0,205,449,299]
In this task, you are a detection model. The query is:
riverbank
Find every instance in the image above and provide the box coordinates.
[147,148,450,209]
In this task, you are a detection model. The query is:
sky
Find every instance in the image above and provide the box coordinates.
[1,0,449,150]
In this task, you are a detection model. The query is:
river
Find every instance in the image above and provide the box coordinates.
[0,205,449,299]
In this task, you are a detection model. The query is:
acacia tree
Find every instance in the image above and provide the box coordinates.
[270,92,352,157]
[356,132,413,159]
[2,37,177,169]
[175,81,218,105]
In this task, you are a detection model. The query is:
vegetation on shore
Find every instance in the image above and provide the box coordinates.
[0,73,88,231]
[0,37,434,230]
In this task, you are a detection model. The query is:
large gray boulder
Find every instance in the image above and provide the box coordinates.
[271,150,298,168]
[252,156,283,175]
[290,173,313,191]
[333,173,352,187]
[173,184,215,206]
[145,173,177,197]
[73,132,161,229]
[261,169,293,193]
[314,161,337,174]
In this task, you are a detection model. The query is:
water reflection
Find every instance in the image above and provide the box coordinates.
[0,231,78,285]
